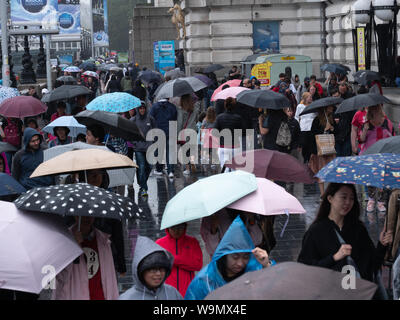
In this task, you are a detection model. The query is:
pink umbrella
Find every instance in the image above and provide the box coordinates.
[0,201,83,294]
[0,96,48,119]
[211,87,250,102]
[211,79,242,101]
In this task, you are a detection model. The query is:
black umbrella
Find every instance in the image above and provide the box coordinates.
[56,76,77,84]
[321,63,350,75]
[42,85,92,103]
[236,89,291,110]
[155,77,207,100]
[0,142,18,153]
[335,93,393,114]
[0,173,26,197]
[353,70,380,85]
[138,70,163,84]
[14,183,143,220]
[299,97,344,116]
[363,136,400,155]
[79,62,97,72]
[203,64,224,73]
[75,110,145,142]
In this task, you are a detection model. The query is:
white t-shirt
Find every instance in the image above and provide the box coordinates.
[295,104,317,132]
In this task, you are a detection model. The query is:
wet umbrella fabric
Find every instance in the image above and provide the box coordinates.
[75,110,145,142]
[56,76,77,83]
[164,68,185,80]
[155,77,207,101]
[194,74,213,87]
[0,96,48,119]
[14,183,142,220]
[205,262,377,300]
[138,70,162,84]
[41,85,92,103]
[42,116,87,137]
[64,66,81,73]
[0,142,18,154]
[79,62,97,72]
[85,92,141,113]
[82,71,99,79]
[0,201,83,294]
[321,63,350,75]
[0,86,20,104]
[299,97,343,116]
[363,136,400,155]
[353,70,380,85]
[211,87,250,101]
[211,80,242,101]
[203,64,224,73]
[335,93,393,114]
[0,173,26,197]
[236,89,291,110]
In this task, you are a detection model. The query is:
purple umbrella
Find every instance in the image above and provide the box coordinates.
[194,74,213,87]
[0,96,48,119]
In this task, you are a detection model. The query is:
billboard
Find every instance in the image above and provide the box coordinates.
[58,0,81,36]
[93,0,109,47]
[158,41,175,75]
[10,0,58,23]
[153,42,159,71]
[253,21,280,54]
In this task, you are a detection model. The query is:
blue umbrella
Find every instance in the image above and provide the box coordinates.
[85,92,141,113]
[42,116,87,138]
[64,66,81,73]
[316,153,400,189]
[0,86,20,104]
[0,173,26,197]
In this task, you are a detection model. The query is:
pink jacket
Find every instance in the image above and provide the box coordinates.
[53,228,119,300]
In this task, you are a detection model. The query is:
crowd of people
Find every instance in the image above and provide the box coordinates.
[1,59,400,301]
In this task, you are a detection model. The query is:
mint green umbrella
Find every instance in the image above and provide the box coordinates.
[160,170,258,230]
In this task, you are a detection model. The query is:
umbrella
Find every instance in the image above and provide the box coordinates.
[203,64,224,73]
[316,153,400,189]
[211,79,242,101]
[56,76,77,84]
[0,201,83,294]
[85,92,141,113]
[160,170,258,230]
[41,85,92,103]
[0,96,48,119]
[321,63,350,75]
[227,178,306,216]
[79,62,97,72]
[59,64,69,70]
[335,93,393,114]
[98,63,118,72]
[236,89,291,110]
[363,136,400,155]
[43,142,136,188]
[110,67,123,72]
[225,149,316,184]
[75,110,145,142]
[211,87,250,102]
[42,116,87,138]
[299,96,344,116]
[30,148,137,178]
[0,142,18,154]
[82,71,99,79]
[155,77,207,101]
[64,66,81,73]
[14,183,142,221]
[194,74,213,87]
[165,68,185,80]
[0,85,21,104]
[161,66,176,71]
[0,173,26,197]
[353,70,380,85]
[138,70,163,84]
[205,262,377,300]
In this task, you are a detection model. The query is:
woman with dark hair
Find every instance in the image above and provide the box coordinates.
[308,84,321,101]
[298,183,392,284]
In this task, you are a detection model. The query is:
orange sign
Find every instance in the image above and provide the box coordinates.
[251,62,273,86]
[357,27,366,70]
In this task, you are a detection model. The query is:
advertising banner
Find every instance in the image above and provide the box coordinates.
[251,61,273,87]
[357,27,366,71]
[253,21,280,54]
[158,41,175,75]
[92,0,109,47]
[153,42,160,71]
[58,0,81,36]
[11,0,58,23]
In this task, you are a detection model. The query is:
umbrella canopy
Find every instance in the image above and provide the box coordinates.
[41,85,92,103]
[85,92,141,113]
[0,173,26,197]
[0,96,48,119]
[155,77,208,101]
[203,64,224,73]
[14,183,142,220]
[59,64,69,70]
[0,201,83,294]
[353,70,380,85]
[79,62,96,72]
[43,142,136,188]
[363,136,400,155]
[0,142,18,154]
[211,79,242,101]
[194,74,213,86]
[335,93,393,114]
[211,87,250,101]
[110,67,123,72]
[75,110,145,142]
[82,71,99,79]
[236,89,291,110]
[64,66,81,73]
[227,178,306,216]
[0,86,20,104]
[165,68,185,80]
[42,116,87,137]
[316,153,400,189]
[56,76,77,83]
[225,149,316,184]
[30,148,137,178]
[160,170,258,230]
[138,70,163,84]
[205,262,377,300]
[299,96,343,116]
[321,63,350,75]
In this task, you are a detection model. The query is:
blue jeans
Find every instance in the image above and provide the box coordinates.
[135,151,152,190]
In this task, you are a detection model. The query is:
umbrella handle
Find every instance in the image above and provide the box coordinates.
[78,216,81,232]
[280,209,290,238]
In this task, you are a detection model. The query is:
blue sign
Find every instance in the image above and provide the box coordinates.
[153,42,159,71]
[11,0,58,23]
[158,41,175,75]
[253,21,280,54]
[93,0,109,47]
[58,1,81,36]
[58,55,73,65]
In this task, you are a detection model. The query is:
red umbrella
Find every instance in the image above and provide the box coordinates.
[0,96,48,119]
[211,79,242,101]
[225,149,316,184]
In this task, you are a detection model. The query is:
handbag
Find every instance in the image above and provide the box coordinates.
[315,111,336,156]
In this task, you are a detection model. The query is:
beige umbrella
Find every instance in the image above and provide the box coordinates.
[30,149,137,178]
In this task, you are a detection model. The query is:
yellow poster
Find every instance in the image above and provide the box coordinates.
[251,62,272,86]
[357,27,366,70]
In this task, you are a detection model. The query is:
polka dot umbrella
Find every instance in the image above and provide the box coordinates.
[14,183,143,221]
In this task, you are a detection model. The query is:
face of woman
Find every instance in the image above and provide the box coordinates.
[328,186,355,218]
[326,105,334,114]
[142,268,166,289]
[309,86,316,95]
[225,252,250,277]
[86,130,97,145]
[306,95,313,104]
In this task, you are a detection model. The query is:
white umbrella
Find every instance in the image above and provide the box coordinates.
[42,116,87,138]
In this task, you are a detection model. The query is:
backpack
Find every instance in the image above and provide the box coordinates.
[275,121,292,147]
[3,120,21,147]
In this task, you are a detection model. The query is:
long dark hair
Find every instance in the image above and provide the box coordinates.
[313,183,360,225]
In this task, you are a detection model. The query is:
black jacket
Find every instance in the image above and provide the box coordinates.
[214,111,243,148]
[298,218,387,281]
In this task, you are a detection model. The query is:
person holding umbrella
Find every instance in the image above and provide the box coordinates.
[48,127,73,148]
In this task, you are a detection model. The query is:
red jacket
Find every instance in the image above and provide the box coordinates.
[156,229,203,297]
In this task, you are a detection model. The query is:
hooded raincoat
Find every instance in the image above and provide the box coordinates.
[185,216,263,300]
[156,228,203,297]
[118,236,183,300]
